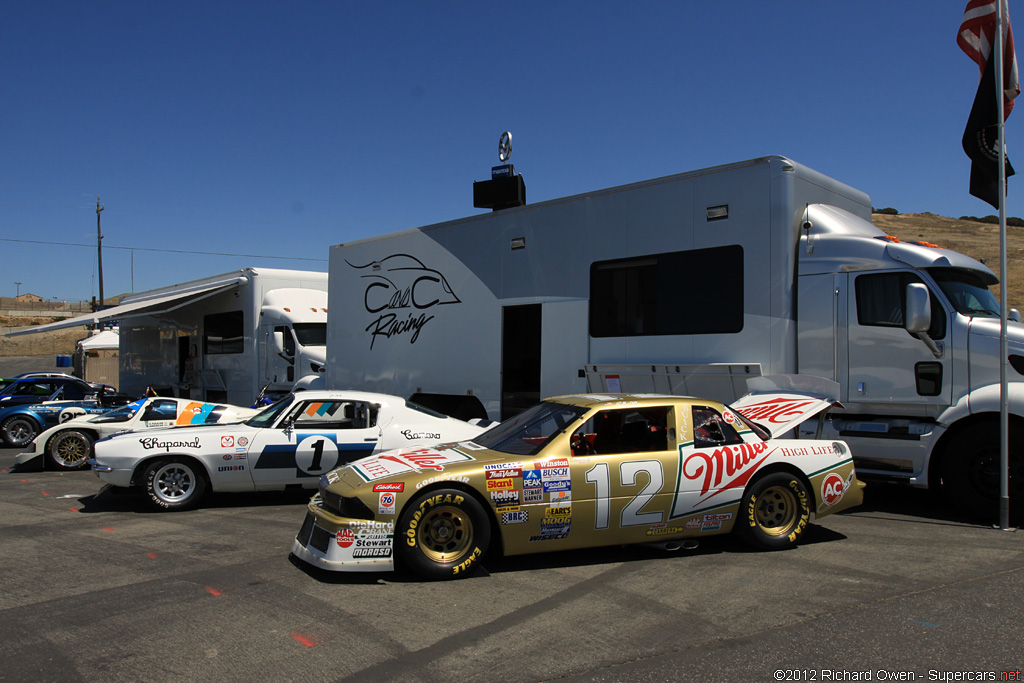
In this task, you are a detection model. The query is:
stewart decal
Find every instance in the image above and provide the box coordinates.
[347,253,462,350]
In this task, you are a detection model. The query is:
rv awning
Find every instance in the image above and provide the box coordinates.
[5,276,246,337]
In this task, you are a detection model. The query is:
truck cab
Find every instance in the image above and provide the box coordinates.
[259,288,328,399]
[797,204,1023,518]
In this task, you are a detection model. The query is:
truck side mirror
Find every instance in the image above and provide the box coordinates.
[905,283,931,334]
[906,282,943,359]
[272,330,286,355]
[1010,309,1022,323]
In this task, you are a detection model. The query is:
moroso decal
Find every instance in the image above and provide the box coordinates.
[348,253,462,350]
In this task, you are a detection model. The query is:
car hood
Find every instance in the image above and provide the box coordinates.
[324,440,512,495]
[729,375,842,439]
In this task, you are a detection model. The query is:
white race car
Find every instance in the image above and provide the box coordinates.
[89,391,491,511]
[17,397,259,471]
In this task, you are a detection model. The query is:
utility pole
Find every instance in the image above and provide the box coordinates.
[96,196,105,308]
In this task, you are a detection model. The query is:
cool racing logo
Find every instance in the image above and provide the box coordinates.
[347,253,461,349]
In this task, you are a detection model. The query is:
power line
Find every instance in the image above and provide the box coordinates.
[0,237,328,262]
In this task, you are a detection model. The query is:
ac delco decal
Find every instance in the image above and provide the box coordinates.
[821,473,845,506]
[373,482,405,492]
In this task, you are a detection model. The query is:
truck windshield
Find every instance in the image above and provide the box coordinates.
[473,401,588,455]
[246,394,294,428]
[929,269,1001,318]
[293,323,327,347]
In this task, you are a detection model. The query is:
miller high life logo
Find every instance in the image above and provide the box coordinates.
[682,441,773,498]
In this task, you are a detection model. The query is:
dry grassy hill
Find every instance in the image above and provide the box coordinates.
[871,212,1024,312]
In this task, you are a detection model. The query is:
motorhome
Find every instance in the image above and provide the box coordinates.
[325,155,1023,519]
[15,268,328,406]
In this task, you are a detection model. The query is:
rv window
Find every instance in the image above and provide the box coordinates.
[590,246,744,337]
[204,311,244,354]
[854,273,945,339]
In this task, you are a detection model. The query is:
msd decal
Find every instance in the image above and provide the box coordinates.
[347,253,462,350]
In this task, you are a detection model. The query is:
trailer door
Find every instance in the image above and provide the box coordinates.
[501,304,541,420]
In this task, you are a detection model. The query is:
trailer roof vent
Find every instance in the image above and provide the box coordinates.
[706,204,729,221]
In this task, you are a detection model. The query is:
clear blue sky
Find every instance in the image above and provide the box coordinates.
[2,1,1017,302]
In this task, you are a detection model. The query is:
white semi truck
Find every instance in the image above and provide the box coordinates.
[16,268,328,406]
[325,155,1022,520]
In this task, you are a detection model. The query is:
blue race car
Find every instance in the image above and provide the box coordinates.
[0,378,131,447]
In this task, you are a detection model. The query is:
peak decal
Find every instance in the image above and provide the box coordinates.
[347,254,462,349]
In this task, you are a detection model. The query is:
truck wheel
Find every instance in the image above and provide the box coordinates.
[941,424,1022,524]
[143,459,207,511]
[47,430,94,470]
[735,472,811,550]
[2,415,40,448]
[396,488,490,580]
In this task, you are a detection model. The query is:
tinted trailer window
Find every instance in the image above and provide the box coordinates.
[590,246,744,337]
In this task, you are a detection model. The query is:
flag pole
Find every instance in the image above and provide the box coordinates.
[995,0,1012,531]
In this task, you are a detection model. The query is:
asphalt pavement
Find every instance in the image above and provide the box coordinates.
[0,444,1020,683]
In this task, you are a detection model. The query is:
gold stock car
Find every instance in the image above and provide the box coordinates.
[292,383,864,580]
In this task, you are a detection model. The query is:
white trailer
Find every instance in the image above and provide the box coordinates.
[326,155,1023,520]
[14,268,328,406]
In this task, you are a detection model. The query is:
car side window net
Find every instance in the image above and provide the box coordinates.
[691,406,744,448]
[571,407,670,455]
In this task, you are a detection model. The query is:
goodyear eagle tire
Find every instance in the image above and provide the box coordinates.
[397,488,490,580]
[143,459,207,511]
[735,472,811,550]
[941,423,1022,524]
[2,415,40,448]
[47,429,94,470]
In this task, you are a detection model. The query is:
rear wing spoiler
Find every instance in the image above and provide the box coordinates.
[729,375,842,439]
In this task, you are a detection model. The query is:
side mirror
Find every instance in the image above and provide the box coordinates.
[1010,309,1022,323]
[904,283,932,334]
[905,282,943,358]
[271,330,286,355]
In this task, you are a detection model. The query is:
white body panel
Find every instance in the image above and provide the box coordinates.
[90,391,488,497]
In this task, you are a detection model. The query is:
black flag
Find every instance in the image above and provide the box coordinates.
[963,53,1015,208]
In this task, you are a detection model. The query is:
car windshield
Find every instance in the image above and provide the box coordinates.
[473,401,588,455]
[246,394,295,428]
[929,268,1001,318]
[293,323,327,346]
[89,400,145,424]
